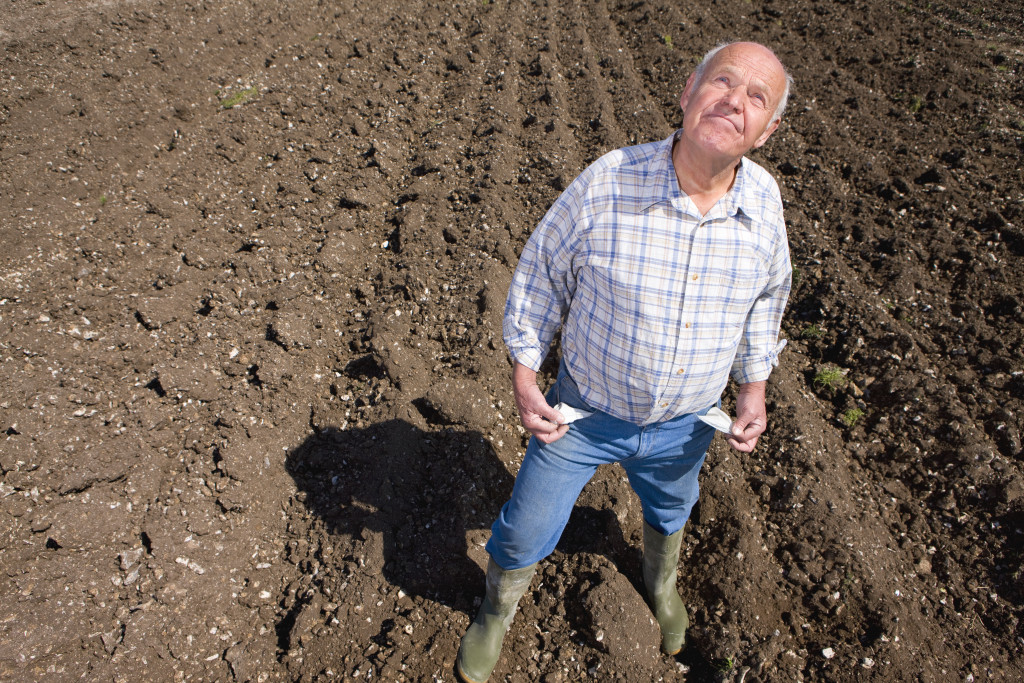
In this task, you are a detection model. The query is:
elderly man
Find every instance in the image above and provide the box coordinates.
[457,42,793,683]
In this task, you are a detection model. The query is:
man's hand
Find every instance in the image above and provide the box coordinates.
[513,362,569,444]
[727,381,767,452]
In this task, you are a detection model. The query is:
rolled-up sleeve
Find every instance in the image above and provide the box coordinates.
[503,174,588,371]
[731,205,792,384]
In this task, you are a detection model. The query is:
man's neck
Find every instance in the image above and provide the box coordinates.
[671,137,741,216]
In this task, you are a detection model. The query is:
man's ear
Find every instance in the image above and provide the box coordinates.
[753,117,781,149]
[679,73,696,112]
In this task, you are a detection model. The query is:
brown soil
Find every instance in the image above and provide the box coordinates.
[2,0,1022,681]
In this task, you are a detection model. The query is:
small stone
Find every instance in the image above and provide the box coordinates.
[100,627,123,654]
[120,547,145,571]
[175,557,205,574]
[822,647,835,659]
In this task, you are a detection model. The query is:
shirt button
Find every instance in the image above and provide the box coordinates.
[692,274,699,281]
[685,322,691,329]
[662,402,669,407]
[677,368,684,374]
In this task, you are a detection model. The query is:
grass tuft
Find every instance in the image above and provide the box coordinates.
[715,657,734,673]
[801,324,824,340]
[813,366,848,392]
[220,86,259,109]
[841,408,864,427]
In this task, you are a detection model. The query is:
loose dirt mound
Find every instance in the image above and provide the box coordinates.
[1,0,1022,681]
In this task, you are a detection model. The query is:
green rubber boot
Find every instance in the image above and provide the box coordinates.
[643,521,689,655]
[456,558,537,683]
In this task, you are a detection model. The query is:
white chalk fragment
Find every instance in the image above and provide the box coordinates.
[175,557,205,575]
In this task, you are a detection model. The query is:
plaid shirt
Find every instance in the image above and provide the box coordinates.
[504,130,791,425]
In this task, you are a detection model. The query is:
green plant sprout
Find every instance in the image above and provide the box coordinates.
[813,366,848,392]
[801,324,825,340]
[220,86,259,109]
[841,408,864,427]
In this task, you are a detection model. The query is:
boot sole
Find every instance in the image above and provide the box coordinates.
[456,662,487,683]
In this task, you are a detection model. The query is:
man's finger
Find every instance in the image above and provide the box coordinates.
[535,405,566,425]
[534,424,570,444]
[521,410,570,442]
[731,419,765,438]
[726,436,757,452]
[523,412,557,433]
[726,430,758,450]
[726,418,764,452]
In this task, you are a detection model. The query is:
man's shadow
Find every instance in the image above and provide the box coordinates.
[284,415,643,608]
[285,419,515,610]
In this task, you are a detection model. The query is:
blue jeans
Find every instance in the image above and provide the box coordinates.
[486,362,716,570]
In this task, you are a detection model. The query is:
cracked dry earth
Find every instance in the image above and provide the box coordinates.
[1,0,1023,681]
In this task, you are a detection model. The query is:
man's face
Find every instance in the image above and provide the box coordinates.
[679,43,786,162]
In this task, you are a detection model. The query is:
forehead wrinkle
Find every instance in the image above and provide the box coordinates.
[707,63,777,96]
[707,50,783,101]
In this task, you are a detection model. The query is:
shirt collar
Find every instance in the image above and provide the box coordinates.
[641,129,762,222]
[636,131,685,212]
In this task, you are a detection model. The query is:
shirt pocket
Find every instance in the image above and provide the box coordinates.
[697,241,771,327]
[587,250,684,324]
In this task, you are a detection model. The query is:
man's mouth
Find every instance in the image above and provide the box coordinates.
[709,113,742,132]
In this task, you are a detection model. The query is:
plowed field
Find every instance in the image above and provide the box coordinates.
[2,0,1022,681]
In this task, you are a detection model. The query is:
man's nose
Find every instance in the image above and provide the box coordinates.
[721,86,745,111]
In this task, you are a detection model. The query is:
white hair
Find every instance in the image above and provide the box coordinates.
[693,42,794,122]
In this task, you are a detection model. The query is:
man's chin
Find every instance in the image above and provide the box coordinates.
[707,114,742,134]
[689,131,742,156]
